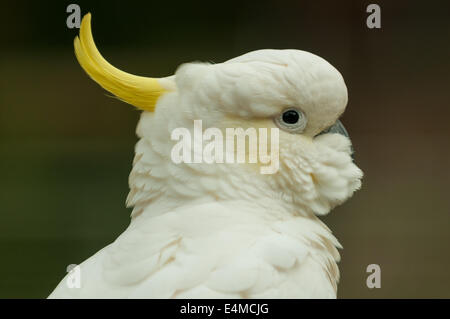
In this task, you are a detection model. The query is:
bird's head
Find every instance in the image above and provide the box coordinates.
[75,14,362,217]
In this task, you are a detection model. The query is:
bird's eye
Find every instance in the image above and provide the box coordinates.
[274,108,307,133]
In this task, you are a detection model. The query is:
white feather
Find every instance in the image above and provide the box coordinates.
[49,49,363,299]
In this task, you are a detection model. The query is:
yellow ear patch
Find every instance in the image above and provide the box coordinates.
[74,13,168,112]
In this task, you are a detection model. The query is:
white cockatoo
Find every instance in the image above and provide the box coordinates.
[49,13,362,299]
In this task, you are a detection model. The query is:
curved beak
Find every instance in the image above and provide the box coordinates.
[321,119,349,137]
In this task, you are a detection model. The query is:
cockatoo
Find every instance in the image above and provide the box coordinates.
[49,13,362,299]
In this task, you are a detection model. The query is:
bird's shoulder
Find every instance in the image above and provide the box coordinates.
[49,201,338,298]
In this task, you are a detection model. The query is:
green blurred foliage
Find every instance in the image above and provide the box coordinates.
[0,0,449,298]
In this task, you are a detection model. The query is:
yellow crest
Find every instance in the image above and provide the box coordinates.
[74,13,172,111]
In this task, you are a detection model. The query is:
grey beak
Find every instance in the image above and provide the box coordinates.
[320,119,349,138]
[317,120,354,158]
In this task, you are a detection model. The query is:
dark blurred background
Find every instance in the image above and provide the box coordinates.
[1,0,449,298]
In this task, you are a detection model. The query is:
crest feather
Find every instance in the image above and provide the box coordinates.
[74,13,169,111]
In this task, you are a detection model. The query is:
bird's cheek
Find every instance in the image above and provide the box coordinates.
[314,133,353,157]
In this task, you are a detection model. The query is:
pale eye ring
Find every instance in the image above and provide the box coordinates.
[274,108,307,133]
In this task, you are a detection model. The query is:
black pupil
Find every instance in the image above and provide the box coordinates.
[282,110,299,124]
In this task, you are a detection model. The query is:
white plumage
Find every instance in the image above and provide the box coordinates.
[49,14,362,299]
